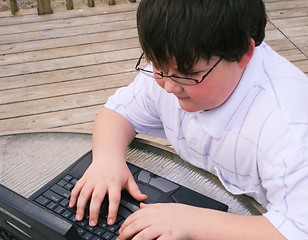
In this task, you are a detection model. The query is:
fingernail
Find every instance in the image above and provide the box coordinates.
[108,218,113,225]
[90,219,95,226]
[76,213,81,220]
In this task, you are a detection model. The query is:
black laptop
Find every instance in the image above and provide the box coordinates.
[0,150,228,240]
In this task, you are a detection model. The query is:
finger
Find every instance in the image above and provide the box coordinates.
[119,216,150,240]
[75,184,94,221]
[89,188,107,226]
[107,187,121,225]
[126,176,148,201]
[156,236,169,240]
[119,208,145,235]
[132,226,160,240]
[69,179,85,208]
[140,202,150,209]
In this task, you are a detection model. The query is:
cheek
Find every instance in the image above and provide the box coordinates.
[155,79,165,88]
[184,71,240,107]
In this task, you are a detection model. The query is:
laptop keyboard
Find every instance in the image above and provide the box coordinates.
[34,175,136,240]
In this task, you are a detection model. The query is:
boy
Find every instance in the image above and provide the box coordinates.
[69,0,308,239]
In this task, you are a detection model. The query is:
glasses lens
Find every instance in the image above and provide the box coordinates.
[170,77,197,85]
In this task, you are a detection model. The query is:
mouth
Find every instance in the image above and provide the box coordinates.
[176,96,190,100]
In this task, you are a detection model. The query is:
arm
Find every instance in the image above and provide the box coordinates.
[118,203,286,240]
[69,106,147,226]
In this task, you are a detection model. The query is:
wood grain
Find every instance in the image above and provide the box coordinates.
[0,0,307,142]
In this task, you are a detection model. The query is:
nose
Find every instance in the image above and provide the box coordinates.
[163,77,183,94]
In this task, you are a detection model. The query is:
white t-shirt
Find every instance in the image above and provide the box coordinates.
[105,43,308,239]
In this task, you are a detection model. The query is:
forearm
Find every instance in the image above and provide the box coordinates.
[91,106,136,165]
[194,209,285,240]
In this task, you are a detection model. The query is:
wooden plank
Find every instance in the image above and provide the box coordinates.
[0,71,136,105]
[291,35,308,56]
[281,25,308,38]
[0,28,138,54]
[0,105,101,132]
[264,0,308,11]
[0,11,136,35]
[264,28,287,41]
[0,87,115,119]
[265,39,296,52]
[0,48,141,77]
[278,49,308,62]
[266,7,308,20]
[270,16,308,28]
[0,59,137,90]
[0,19,136,44]
[52,122,94,133]
[0,37,140,66]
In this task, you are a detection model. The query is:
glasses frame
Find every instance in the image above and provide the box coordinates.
[135,53,223,86]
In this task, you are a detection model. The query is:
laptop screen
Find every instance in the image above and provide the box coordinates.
[0,184,81,240]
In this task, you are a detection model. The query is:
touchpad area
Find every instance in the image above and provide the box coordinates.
[136,182,162,203]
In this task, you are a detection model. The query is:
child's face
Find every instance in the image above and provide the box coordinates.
[153,56,246,112]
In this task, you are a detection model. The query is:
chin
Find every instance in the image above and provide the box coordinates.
[178,101,202,112]
[178,100,217,112]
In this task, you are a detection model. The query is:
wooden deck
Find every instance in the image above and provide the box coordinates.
[0,0,307,142]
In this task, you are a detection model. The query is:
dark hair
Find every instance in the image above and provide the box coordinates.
[137,0,267,74]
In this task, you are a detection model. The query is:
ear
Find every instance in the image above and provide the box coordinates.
[238,38,255,68]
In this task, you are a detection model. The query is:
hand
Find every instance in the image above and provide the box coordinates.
[69,161,147,226]
[118,203,201,240]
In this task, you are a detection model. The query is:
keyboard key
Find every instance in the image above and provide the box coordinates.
[86,225,96,232]
[117,218,125,226]
[46,201,58,210]
[43,190,63,203]
[61,209,73,219]
[70,178,79,186]
[94,227,105,236]
[82,231,94,240]
[117,206,132,219]
[63,175,73,182]
[54,206,65,214]
[35,196,50,206]
[125,202,140,212]
[102,231,115,240]
[114,215,123,224]
[59,198,69,207]
[77,227,86,236]
[92,237,103,240]
[57,179,67,187]
[98,220,108,229]
[51,185,71,199]
[64,182,74,190]
[77,219,88,228]
[106,224,119,233]
[70,215,77,223]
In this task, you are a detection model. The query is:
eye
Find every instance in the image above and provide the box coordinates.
[182,72,199,78]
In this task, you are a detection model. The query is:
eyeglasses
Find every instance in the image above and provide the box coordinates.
[135,53,223,86]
